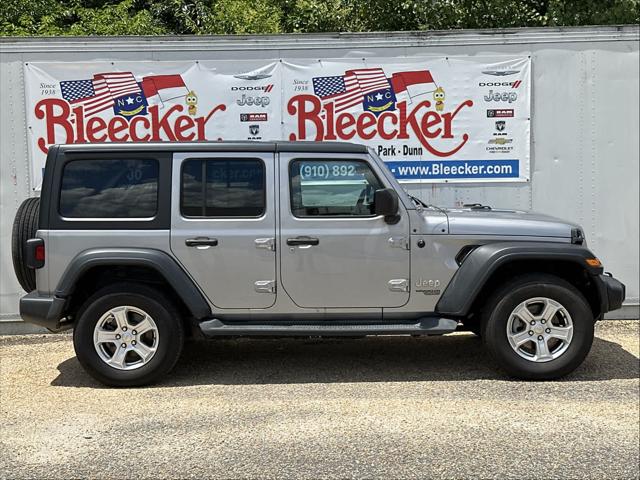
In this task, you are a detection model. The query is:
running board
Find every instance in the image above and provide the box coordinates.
[198,317,458,337]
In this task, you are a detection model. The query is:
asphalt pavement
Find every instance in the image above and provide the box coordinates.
[1,321,638,479]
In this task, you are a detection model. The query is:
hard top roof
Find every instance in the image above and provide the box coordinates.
[56,141,369,154]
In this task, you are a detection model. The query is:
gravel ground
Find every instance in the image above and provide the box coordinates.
[1,320,639,479]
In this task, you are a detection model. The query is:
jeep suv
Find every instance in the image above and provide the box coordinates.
[12,142,625,386]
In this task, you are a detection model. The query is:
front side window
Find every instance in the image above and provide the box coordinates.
[290,160,384,217]
[181,159,265,217]
[60,159,159,218]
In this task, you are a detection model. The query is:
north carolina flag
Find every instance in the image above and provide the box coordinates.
[389,70,437,99]
[141,74,189,104]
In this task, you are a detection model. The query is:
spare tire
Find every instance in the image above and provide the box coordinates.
[11,197,40,292]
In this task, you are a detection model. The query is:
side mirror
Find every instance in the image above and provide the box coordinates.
[374,188,400,224]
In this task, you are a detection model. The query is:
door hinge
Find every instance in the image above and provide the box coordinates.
[254,237,276,251]
[254,280,276,294]
[388,279,409,292]
[388,236,409,250]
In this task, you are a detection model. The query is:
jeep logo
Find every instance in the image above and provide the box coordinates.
[484,90,518,103]
[237,94,270,107]
[415,278,441,288]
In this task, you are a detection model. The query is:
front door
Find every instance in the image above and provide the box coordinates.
[170,152,276,309]
[279,153,411,309]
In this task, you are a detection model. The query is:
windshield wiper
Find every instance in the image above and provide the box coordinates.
[407,193,447,215]
[408,195,447,215]
[409,194,429,208]
[427,203,447,215]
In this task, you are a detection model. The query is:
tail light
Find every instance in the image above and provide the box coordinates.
[26,238,45,269]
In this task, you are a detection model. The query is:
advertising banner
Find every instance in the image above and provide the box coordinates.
[25,56,530,188]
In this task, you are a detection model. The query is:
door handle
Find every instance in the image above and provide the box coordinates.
[286,236,319,246]
[185,237,219,247]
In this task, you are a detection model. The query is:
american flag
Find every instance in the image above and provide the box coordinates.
[60,72,141,117]
[96,72,141,98]
[312,68,391,113]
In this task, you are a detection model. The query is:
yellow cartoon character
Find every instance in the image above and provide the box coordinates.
[185,91,198,116]
[433,87,445,112]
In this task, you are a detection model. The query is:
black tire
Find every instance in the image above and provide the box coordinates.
[481,274,594,380]
[11,197,40,292]
[73,283,184,387]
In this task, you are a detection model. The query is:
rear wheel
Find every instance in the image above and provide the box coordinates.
[482,274,594,380]
[11,197,40,292]
[73,283,184,387]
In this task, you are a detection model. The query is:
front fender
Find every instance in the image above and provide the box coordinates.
[435,242,604,317]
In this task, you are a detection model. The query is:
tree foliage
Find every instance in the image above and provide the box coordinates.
[1,0,638,36]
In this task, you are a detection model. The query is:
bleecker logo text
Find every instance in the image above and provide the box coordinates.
[287,95,473,157]
[34,98,225,153]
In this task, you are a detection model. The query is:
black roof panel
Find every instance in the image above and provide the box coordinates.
[57,141,368,154]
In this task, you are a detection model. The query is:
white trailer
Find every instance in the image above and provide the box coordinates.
[1,25,638,328]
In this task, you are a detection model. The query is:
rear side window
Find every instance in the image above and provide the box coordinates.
[181,159,265,217]
[59,159,159,218]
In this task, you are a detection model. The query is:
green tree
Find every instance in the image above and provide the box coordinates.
[139,0,212,34]
[1,0,166,36]
[278,0,366,33]
[1,0,638,36]
[361,0,547,31]
[201,0,282,34]
[1,0,60,36]
[546,0,640,25]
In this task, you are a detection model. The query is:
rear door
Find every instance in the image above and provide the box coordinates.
[278,152,411,309]
[170,152,276,309]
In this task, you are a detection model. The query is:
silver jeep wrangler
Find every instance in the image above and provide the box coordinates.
[13,142,625,386]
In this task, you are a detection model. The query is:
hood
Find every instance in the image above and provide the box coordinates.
[444,207,582,239]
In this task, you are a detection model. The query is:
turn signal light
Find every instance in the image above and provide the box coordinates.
[585,258,602,267]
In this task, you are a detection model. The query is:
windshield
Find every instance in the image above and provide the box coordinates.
[367,148,413,197]
[367,148,446,212]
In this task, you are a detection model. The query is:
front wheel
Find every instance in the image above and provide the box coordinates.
[73,283,184,387]
[482,274,594,380]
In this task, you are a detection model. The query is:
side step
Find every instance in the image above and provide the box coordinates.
[198,317,459,337]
